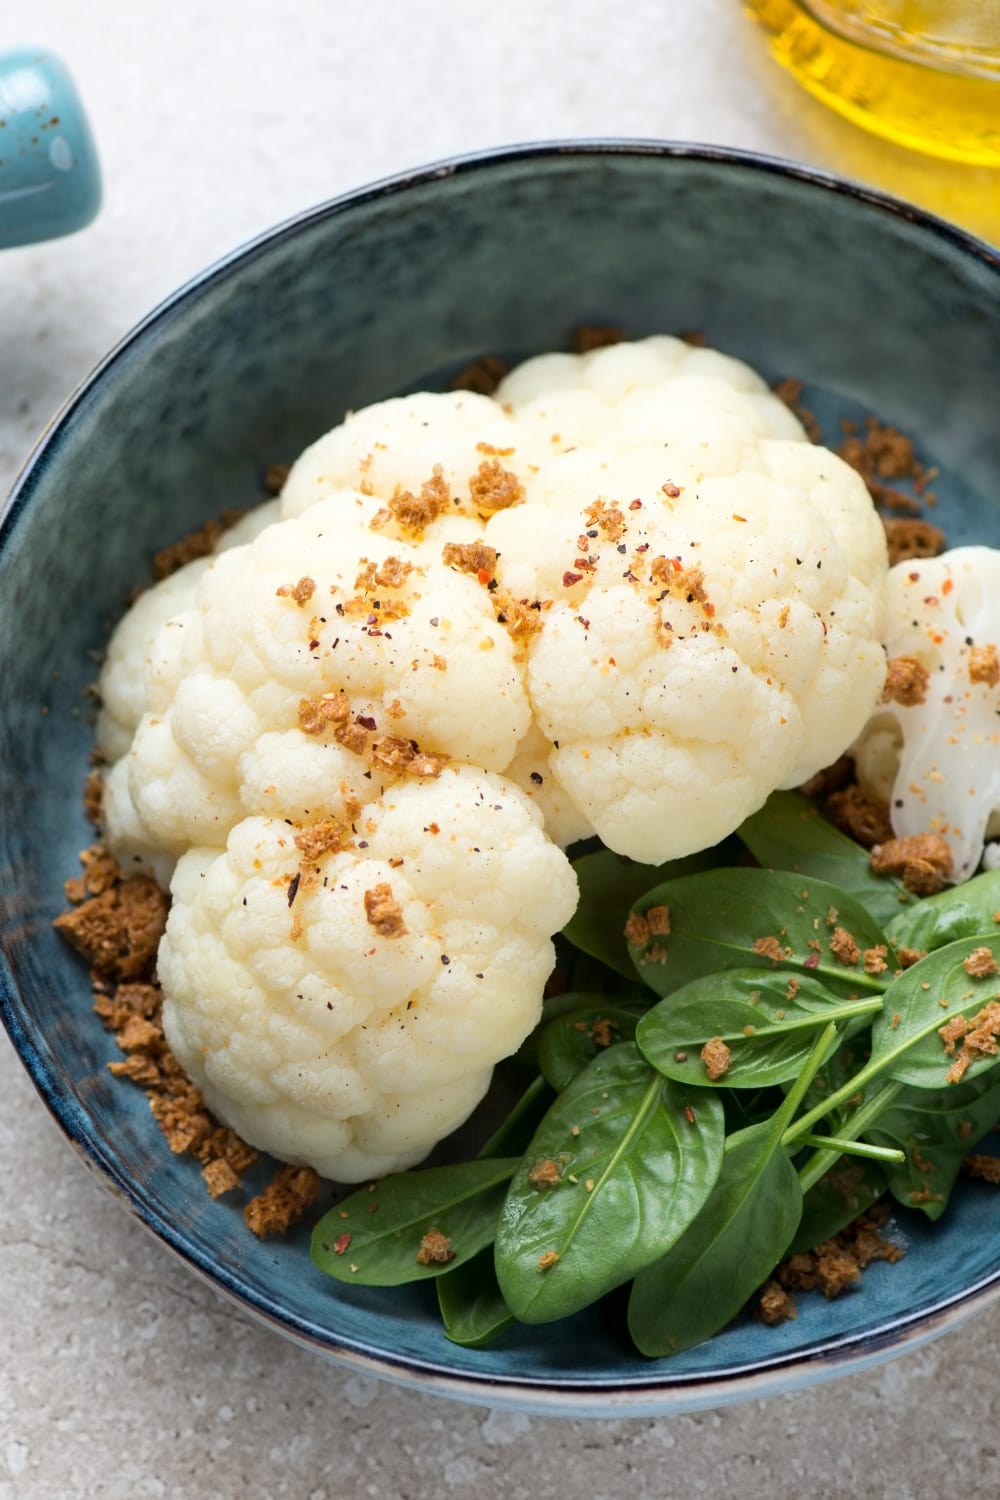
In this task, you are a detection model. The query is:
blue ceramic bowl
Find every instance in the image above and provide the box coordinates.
[3,143,1000,1418]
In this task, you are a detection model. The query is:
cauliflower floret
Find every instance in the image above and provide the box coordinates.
[108,495,531,865]
[97,501,280,761]
[488,441,887,863]
[158,767,577,1181]
[853,548,1000,882]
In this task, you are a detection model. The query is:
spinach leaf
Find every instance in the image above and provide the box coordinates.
[867,1073,1000,1220]
[869,936,1000,1090]
[311,1158,519,1286]
[738,790,909,927]
[565,844,735,978]
[627,1119,803,1357]
[886,870,1000,955]
[636,968,879,1089]
[786,1157,886,1255]
[437,1248,514,1348]
[627,869,896,999]
[495,1043,724,1324]
[626,1021,837,1356]
[536,1003,643,1091]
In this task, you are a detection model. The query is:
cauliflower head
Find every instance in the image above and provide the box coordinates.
[96,334,890,1181]
[853,547,1000,883]
[158,766,577,1180]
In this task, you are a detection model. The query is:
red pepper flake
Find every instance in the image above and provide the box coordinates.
[803,953,821,969]
[562,570,584,587]
[943,578,954,595]
[684,1105,696,1124]
[661,482,682,498]
[476,568,492,585]
[333,1233,352,1255]
[628,499,643,510]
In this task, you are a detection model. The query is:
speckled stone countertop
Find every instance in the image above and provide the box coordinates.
[2,5,999,1496]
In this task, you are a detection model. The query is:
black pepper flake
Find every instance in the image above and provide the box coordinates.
[617,543,627,554]
[309,638,320,650]
[357,840,369,849]
[287,872,301,907]
[441,955,451,965]
[530,771,544,785]
[429,616,439,627]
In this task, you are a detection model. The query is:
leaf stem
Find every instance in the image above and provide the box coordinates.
[797,1132,905,1165]
[794,1081,905,1193]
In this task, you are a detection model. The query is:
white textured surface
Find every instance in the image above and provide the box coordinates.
[2,3,999,1495]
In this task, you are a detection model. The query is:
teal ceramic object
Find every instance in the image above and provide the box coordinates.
[0,45,101,248]
[2,144,1000,1417]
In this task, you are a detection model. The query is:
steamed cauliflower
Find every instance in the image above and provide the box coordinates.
[159,766,576,1181]
[853,548,1000,883]
[97,334,890,1181]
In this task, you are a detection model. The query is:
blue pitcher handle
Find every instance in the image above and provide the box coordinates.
[0,45,101,249]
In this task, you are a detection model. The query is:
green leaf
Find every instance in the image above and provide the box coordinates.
[625,1021,839,1356]
[786,1157,886,1255]
[628,1119,803,1357]
[636,968,880,1089]
[627,869,896,999]
[565,844,736,978]
[867,1073,1000,1220]
[739,790,909,927]
[869,936,1000,1090]
[495,1043,724,1324]
[886,869,1000,955]
[536,1002,643,1091]
[311,1158,519,1286]
[437,1248,515,1348]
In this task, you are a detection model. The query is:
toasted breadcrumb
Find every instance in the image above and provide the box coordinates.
[298,692,351,735]
[830,927,861,967]
[64,844,120,904]
[964,1154,1000,1185]
[969,644,1000,688]
[202,1159,242,1199]
[416,1228,455,1265]
[276,576,316,607]
[882,655,930,707]
[370,735,448,779]
[882,517,945,566]
[389,468,451,534]
[870,833,953,896]
[573,324,625,353]
[264,462,291,496]
[293,820,353,861]
[863,945,889,976]
[798,756,855,799]
[245,1165,322,1239]
[363,883,407,938]
[448,354,509,395]
[54,877,169,981]
[469,459,525,514]
[772,378,822,444]
[537,1250,560,1272]
[756,1280,798,1325]
[963,946,999,979]
[897,946,926,969]
[83,770,105,830]
[776,1202,903,1302]
[752,935,785,965]
[645,905,671,936]
[151,508,246,582]
[827,785,894,849]
[441,540,498,577]
[624,912,651,946]
[700,1036,732,1081]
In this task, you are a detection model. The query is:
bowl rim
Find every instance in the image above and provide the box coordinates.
[4,137,1000,1417]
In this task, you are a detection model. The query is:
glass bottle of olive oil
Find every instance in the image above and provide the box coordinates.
[745,0,1000,165]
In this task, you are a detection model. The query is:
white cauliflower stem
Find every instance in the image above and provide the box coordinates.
[98,335,889,1180]
[854,547,1000,882]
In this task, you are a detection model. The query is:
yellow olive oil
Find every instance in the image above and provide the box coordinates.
[745,0,1000,165]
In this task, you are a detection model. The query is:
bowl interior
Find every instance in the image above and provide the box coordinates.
[3,145,1000,1414]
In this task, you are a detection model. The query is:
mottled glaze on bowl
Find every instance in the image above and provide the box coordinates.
[2,143,1000,1418]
